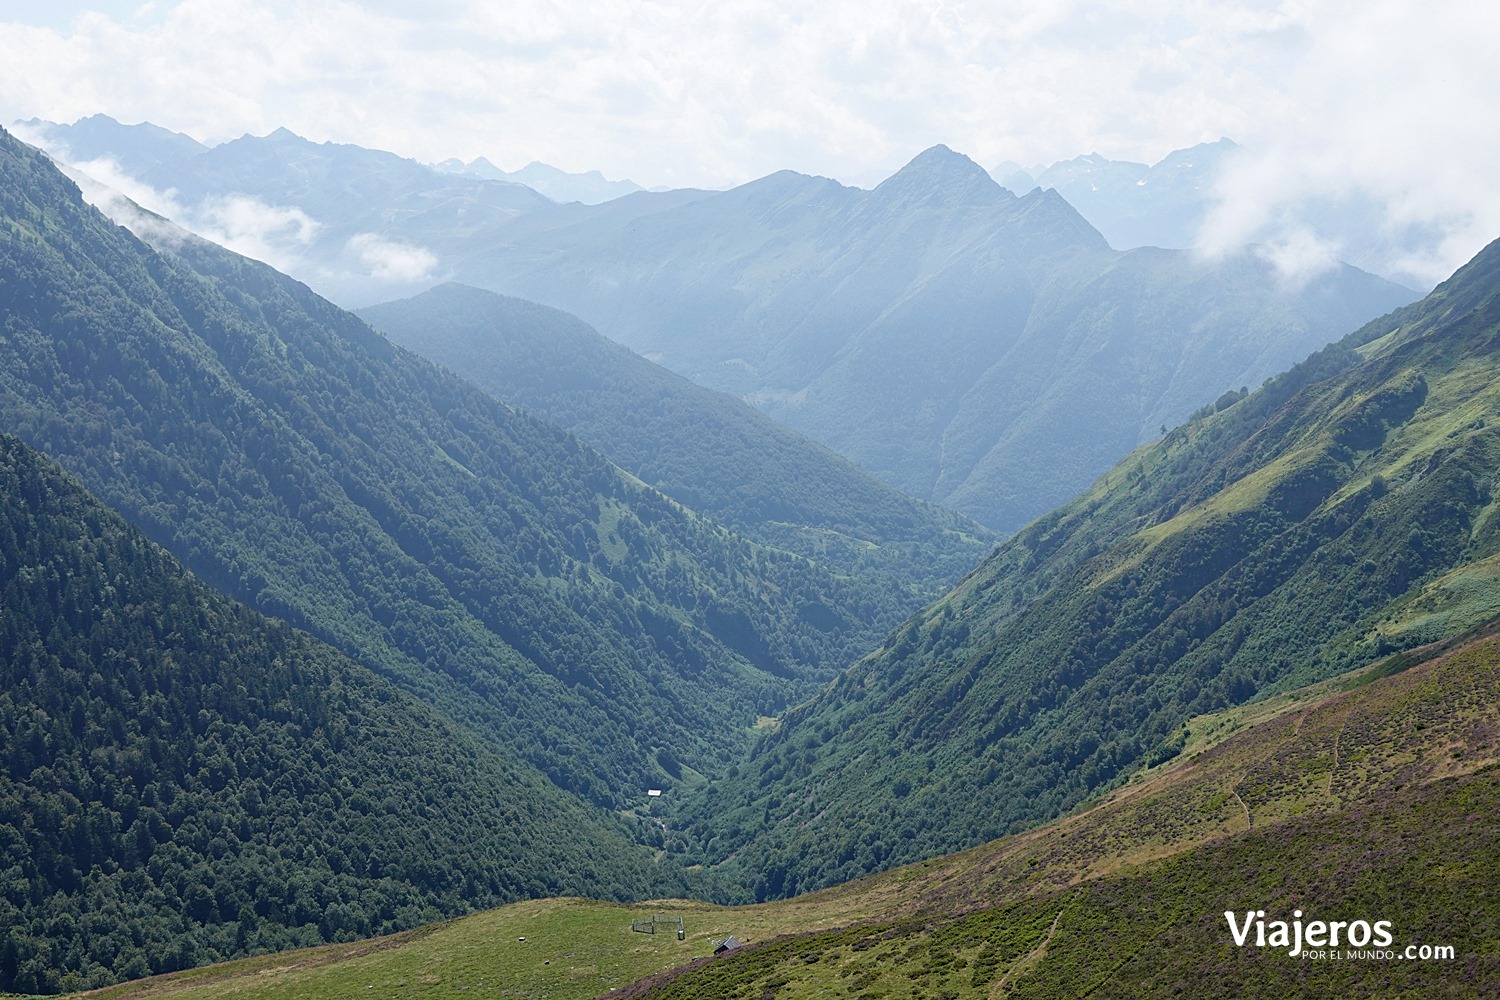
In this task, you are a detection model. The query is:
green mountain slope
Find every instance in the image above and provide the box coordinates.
[633,628,1500,998]
[357,283,994,603]
[68,615,1500,999]
[0,125,903,815]
[0,432,677,995]
[673,234,1500,896]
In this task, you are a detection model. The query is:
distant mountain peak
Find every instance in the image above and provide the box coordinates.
[896,143,996,181]
[991,159,1039,193]
[912,142,959,159]
[1003,185,1113,254]
[735,167,844,197]
[429,155,641,204]
[11,114,210,176]
[872,144,1008,205]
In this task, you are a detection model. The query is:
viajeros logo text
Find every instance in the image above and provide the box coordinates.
[1224,909,1454,961]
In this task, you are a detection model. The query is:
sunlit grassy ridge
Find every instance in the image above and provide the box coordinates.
[70,620,1500,999]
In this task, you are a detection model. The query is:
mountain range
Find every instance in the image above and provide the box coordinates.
[0,430,679,994]
[996,138,1240,253]
[12,115,558,306]
[0,117,987,788]
[0,124,1013,988]
[629,624,1500,998]
[432,155,644,204]
[62,590,1500,998]
[17,117,1417,532]
[429,144,1416,531]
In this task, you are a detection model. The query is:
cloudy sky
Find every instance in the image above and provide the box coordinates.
[0,0,1495,285]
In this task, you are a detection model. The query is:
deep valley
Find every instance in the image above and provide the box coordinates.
[1,110,1497,998]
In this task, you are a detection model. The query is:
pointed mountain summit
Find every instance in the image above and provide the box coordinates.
[990,158,1038,193]
[1004,185,1112,257]
[1151,136,1238,183]
[870,143,1011,207]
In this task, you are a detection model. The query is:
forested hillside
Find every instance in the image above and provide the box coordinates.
[0,432,680,994]
[0,124,912,821]
[358,283,993,602]
[673,234,1500,896]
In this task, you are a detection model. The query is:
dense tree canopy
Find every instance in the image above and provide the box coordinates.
[0,432,683,993]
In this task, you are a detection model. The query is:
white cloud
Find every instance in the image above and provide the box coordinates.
[1255,228,1343,289]
[0,1,1495,282]
[52,158,195,249]
[0,1,1293,184]
[18,122,439,294]
[345,233,438,283]
[20,131,322,273]
[1195,0,1500,288]
[194,195,320,268]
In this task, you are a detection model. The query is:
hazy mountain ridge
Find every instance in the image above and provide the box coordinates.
[13,116,556,306]
[1003,138,1239,252]
[13,118,1415,530]
[432,155,644,204]
[357,283,995,603]
[1005,138,1440,290]
[2,113,1489,995]
[670,233,1500,895]
[444,144,1413,531]
[14,114,210,177]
